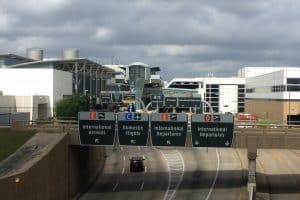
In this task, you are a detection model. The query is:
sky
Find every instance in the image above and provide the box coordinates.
[1,0,300,80]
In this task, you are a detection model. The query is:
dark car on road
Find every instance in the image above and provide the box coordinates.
[130,156,145,172]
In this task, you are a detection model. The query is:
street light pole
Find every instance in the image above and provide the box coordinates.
[288,91,291,124]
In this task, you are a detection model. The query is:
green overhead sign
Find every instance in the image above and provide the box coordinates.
[78,112,116,146]
[150,113,188,147]
[117,112,149,146]
[191,114,234,147]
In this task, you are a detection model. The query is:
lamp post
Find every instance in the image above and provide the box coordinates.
[288,91,291,124]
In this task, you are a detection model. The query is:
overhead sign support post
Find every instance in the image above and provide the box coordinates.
[191,113,234,147]
[117,112,149,146]
[78,112,116,146]
[150,113,188,147]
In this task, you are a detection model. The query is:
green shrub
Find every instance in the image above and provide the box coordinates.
[55,95,90,119]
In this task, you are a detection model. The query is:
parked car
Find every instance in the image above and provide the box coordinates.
[236,113,257,121]
[129,156,145,172]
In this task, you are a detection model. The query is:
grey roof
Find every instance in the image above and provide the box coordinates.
[8,57,115,73]
[0,54,35,62]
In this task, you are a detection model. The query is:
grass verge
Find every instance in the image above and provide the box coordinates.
[0,128,36,162]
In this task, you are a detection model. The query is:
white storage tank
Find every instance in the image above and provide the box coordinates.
[63,49,79,59]
[26,48,43,61]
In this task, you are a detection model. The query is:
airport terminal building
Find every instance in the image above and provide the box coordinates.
[165,77,245,114]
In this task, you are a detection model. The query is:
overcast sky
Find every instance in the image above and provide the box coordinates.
[1,0,300,80]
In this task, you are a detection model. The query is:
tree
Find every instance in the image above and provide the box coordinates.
[55,95,90,119]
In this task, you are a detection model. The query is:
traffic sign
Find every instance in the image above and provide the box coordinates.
[100,93,112,103]
[78,112,116,146]
[178,97,201,108]
[165,97,177,107]
[150,113,188,147]
[125,112,133,120]
[151,94,164,109]
[191,114,234,147]
[204,114,212,122]
[117,112,149,146]
[123,93,135,103]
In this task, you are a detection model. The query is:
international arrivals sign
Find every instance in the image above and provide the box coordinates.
[78,112,116,146]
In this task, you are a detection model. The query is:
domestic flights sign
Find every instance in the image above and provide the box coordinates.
[191,114,234,147]
[78,112,116,146]
[150,113,188,146]
[117,112,149,146]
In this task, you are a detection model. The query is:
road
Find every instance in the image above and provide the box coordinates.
[80,148,300,200]
[256,149,300,200]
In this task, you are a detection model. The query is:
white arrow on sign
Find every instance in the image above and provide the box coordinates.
[195,140,199,146]
[95,138,100,143]
[225,140,230,146]
[166,140,171,144]
[130,139,136,144]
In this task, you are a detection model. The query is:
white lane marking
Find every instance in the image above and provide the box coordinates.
[140,181,145,190]
[122,167,125,175]
[113,183,119,191]
[161,151,171,200]
[160,150,185,200]
[123,156,126,161]
[145,166,147,172]
[205,148,220,200]
[121,146,124,151]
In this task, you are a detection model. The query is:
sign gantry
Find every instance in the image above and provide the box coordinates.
[78,112,235,148]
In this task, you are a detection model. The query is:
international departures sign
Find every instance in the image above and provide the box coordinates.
[150,113,188,147]
[191,113,234,147]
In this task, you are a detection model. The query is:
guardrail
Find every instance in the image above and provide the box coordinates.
[2,119,300,129]
[235,123,300,129]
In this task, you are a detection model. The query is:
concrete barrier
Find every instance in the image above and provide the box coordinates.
[234,128,300,149]
[0,132,105,200]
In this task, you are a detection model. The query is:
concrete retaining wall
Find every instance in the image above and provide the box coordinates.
[233,128,300,149]
[0,132,105,200]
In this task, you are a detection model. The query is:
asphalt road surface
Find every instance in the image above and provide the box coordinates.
[80,148,300,200]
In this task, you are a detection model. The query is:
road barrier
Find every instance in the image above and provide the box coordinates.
[0,132,105,200]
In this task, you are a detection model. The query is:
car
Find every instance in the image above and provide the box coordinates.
[129,156,145,172]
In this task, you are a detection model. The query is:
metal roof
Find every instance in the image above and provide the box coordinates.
[0,54,35,62]
[7,58,115,73]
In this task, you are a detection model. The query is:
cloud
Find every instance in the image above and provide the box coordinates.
[1,0,300,80]
[93,27,114,41]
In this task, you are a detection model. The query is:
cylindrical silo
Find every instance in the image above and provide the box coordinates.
[26,48,43,60]
[63,49,79,59]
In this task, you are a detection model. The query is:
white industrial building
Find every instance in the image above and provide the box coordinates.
[0,68,72,120]
[238,66,300,78]
[0,48,117,121]
[165,77,245,114]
